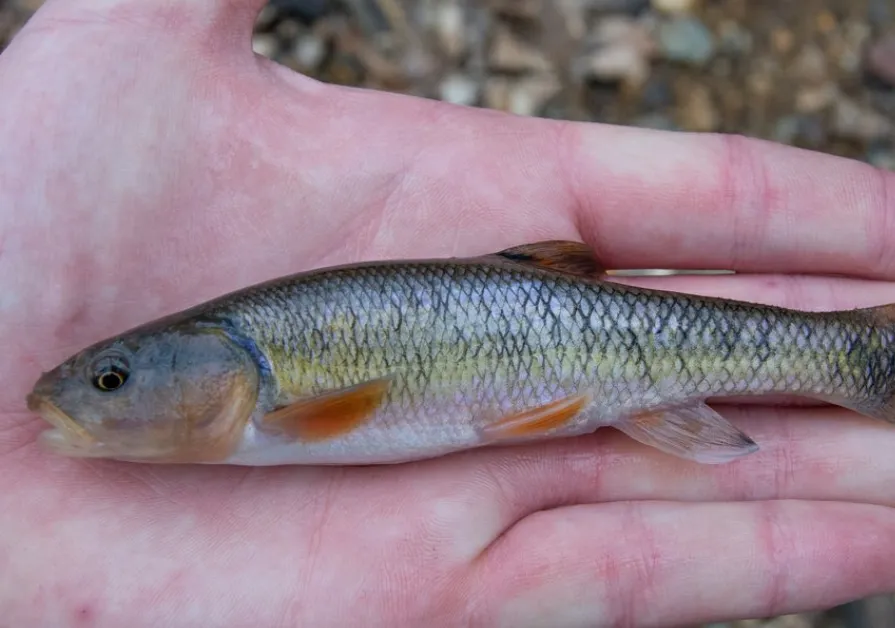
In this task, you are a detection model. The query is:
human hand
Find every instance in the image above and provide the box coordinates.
[1,1,894,626]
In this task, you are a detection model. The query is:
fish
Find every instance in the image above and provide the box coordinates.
[24,240,895,466]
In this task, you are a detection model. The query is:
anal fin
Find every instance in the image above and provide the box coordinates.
[481,394,590,441]
[615,402,759,464]
[261,378,391,442]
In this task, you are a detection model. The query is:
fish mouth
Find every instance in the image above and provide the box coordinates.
[26,393,94,446]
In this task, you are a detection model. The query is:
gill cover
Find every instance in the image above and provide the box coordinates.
[28,325,260,463]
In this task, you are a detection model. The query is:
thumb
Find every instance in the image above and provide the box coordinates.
[30,0,269,52]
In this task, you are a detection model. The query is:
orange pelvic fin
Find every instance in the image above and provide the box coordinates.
[481,394,590,440]
[261,378,390,442]
[615,402,759,464]
[492,240,606,278]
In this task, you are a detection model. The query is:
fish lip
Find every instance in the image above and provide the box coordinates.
[26,393,93,444]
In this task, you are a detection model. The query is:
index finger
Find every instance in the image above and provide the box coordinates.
[559,123,894,278]
[339,90,894,280]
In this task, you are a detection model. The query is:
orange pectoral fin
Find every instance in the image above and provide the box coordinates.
[481,394,590,441]
[262,378,391,442]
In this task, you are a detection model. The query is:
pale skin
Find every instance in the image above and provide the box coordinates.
[1,0,895,625]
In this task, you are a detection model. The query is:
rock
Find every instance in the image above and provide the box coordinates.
[815,10,837,35]
[651,0,696,14]
[867,32,895,86]
[489,25,552,73]
[492,0,542,21]
[792,44,827,84]
[439,73,480,106]
[832,96,894,142]
[291,33,326,69]
[508,74,562,116]
[841,20,871,73]
[484,77,512,111]
[717,20,753,56]
[584,44,651,84]
[869,0,893,25]
[773,115,802,144]
[587,0,651,14]
[435,1,466,59]
[555,0,588,40]
[771,113,829,150]
[795,82,837,113]
[275,18,302,41]
[770,27,794,55]
[868,142,895,171]
[252,33,279,59]
[267,0,329,23]
[657,16,715,65]
[574,16,654,85]
[677,83,719,131]
[632,112,678,130]
[641,75,674,108]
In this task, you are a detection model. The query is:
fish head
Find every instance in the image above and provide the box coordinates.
[26,324,260,463]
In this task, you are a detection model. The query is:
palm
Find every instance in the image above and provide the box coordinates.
[2,1,894,626]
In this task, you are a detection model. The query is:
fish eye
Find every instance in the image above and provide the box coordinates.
[90,354,130,392]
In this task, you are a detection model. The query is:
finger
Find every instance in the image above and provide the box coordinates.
[468,500,895,627]
[429,405,895,561]
[311,89,895,279]
[565,124,895,279]
[33,0,268,47]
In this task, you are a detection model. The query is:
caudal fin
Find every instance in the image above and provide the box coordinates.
[840,301,895,425]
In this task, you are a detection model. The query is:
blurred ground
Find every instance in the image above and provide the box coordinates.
[2,0,895,626]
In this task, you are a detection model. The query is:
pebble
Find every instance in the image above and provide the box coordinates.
[439,73,480,106]
[584,44,650,84]
[508,74,562,116]
[632,112,678,130]
[651,0,695,14]
[867,141,895,170]
[770,27,794,55]
[772,114,826,148]
[484,77,512,111]
[291,33,326,69]
[576,16,653,85]
[815,10,836,35]
[435,1,466,59]
[588,0,651,14]
[832,95,893,142]
[792,44,827,84]
[717,20,753,56]
[773,115,802,144]
[657,16,715,65]
[795,82,837,113]
[867,32,895,87]
[267,0,329,23]
[640,75,674,109]
[869,0,892,25]
[677,83,719,131]
[489,25,552,73]
[251,33,279,59]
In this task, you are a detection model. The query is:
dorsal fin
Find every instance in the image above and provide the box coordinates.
[492,240,606,278]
